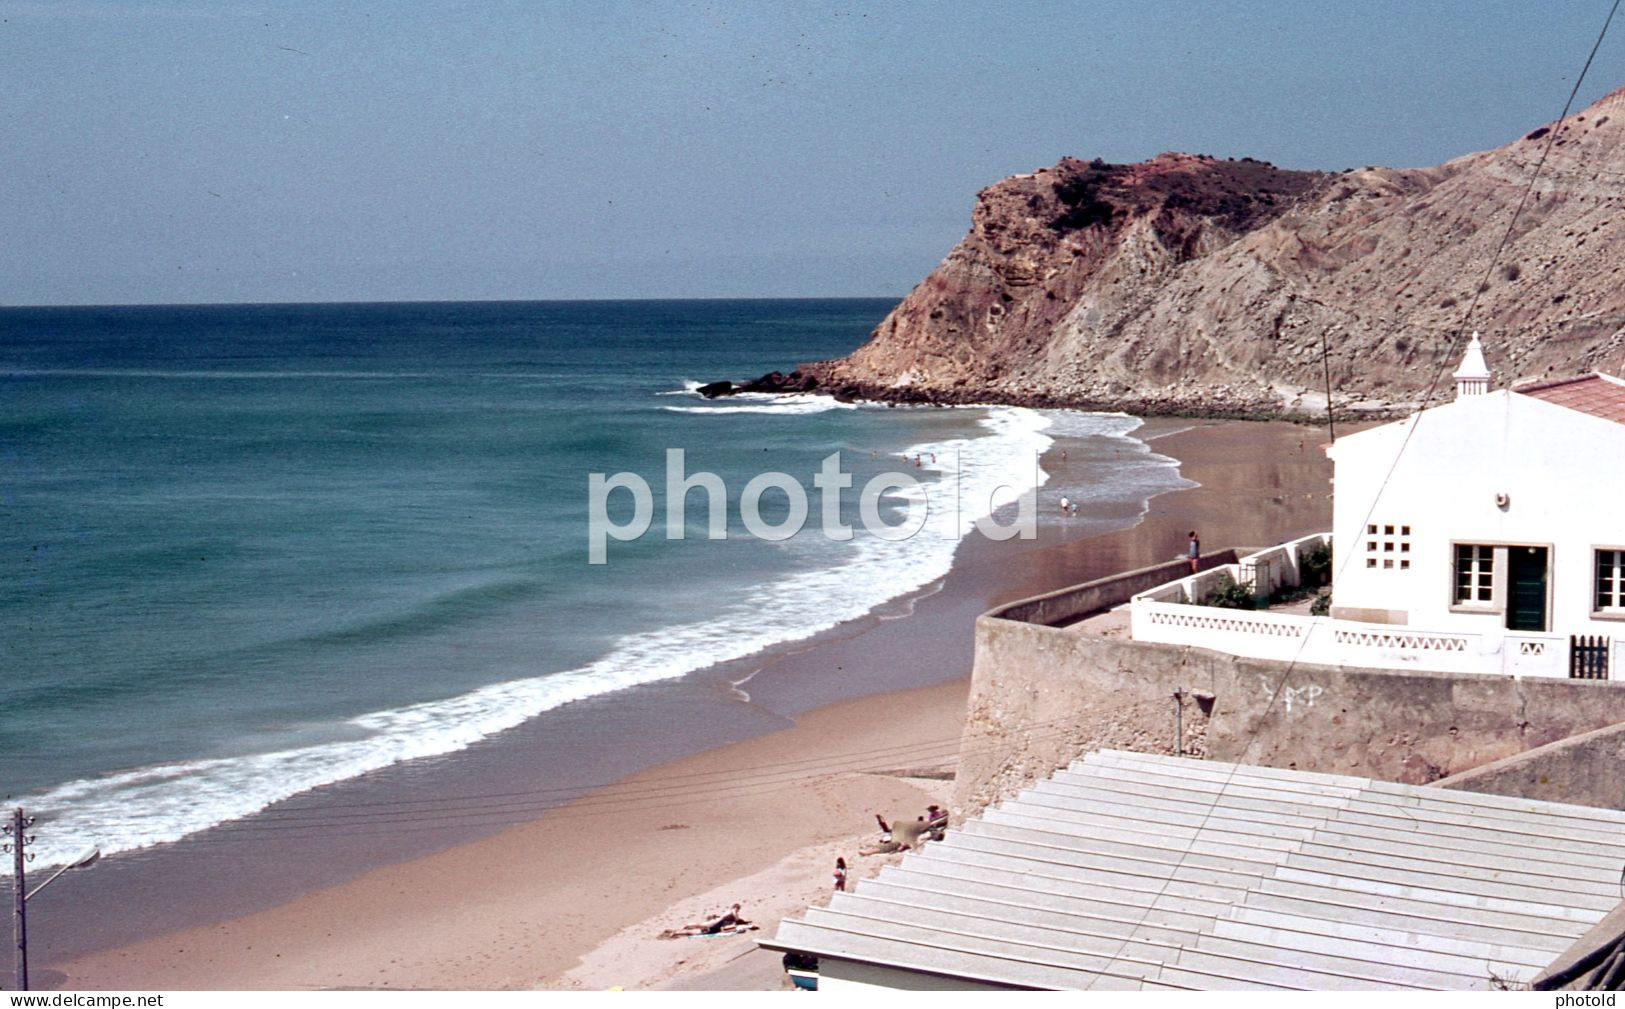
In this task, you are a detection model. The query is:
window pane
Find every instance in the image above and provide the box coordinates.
[1600,550,1624,610]
[1456,545,1494,603]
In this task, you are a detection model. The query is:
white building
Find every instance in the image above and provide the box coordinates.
[1329,338,1625,643]
[1130,336,1625,679]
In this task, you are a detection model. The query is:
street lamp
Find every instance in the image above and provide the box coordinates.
[9,807,100,991]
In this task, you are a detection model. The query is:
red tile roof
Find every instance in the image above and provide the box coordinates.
[1517,373,1625,424]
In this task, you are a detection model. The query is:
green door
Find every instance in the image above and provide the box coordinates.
[1506,546,1549,632]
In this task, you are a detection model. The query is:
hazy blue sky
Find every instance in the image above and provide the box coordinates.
[5,1,1623,305]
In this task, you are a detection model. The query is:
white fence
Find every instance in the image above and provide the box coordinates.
[1130,534,1580,679]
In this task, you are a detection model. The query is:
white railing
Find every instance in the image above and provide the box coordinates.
[1131,599,1572,677]
[1128,533,1585,678]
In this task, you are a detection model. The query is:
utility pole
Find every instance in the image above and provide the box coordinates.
[6,807,32,991]
[1320,327,1337,444]
[1173,689,1185,757]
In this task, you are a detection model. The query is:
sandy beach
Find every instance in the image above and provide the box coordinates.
[46,417,1336,991]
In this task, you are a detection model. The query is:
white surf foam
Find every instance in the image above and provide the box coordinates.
[8,406,1172,870]
[1036,409,1196,512]
[663,393,861,416]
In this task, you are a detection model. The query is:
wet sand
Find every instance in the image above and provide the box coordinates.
[41,418,1336,990]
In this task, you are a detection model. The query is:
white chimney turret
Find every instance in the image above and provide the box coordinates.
[1453,331,1491,398]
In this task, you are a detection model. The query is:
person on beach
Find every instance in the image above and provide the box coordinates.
[925,804,949,840]
[1188,531,1201,573]
[861,814,927,855]
[660,903,753,938]
[833,857,848,892]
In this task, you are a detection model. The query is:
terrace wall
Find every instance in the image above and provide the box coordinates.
[954,568,1625,815]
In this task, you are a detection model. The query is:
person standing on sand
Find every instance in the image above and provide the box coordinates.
[834,857,847,892]
[1188,531,1201,573]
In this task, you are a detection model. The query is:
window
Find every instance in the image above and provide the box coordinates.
[1366,522,1412,573]
[1597,550,1625,612]
[1454,545,1494,604]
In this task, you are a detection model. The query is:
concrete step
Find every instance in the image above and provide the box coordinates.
[884,857,1235,922]
[1303,823,1625,879]
[882,862,1238,925]
[1065,761,1359,810]
[922,836,1261,893]
[1330,803,1625,858]
[1143,964,1293,991]
[1276,851,1622,912]
[1035,775,1333,831]
[1220,904,1561,967]
[1166,943,1429,991]
[1018,782,1323,841]
[1251,876,1596,935]
[864,864,1222,935]
[809,897,1187,965]
[913,845,1254,909]
[985,800,1310,854]
[1103,750,1625,839]
[1083,752,1366,799]
[1191,930,1487,990]
[957,818,1281,877]
[977,800,1612,906]
[1087,750,1371,790]
[1291,838,1623,897]
[1047,766,1624,869]
[1076,754,1625,853]
[1271,863,1608,922]
[1370,775,1625,827]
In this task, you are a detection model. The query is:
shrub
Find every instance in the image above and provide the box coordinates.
[1300,542,1333,587]
[1310,590,1332,617]
[1201,574,1257,610]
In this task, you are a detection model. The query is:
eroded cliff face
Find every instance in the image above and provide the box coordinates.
[798,86,1625,417]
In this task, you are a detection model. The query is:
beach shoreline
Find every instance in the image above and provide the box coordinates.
[41,417,1335,990]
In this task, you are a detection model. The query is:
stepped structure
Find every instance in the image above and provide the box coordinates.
[764,751,1625,991]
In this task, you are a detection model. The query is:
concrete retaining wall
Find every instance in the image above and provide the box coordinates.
[955,613,1625,815]
[1433,719,1625,809]
[992,551,1238,627]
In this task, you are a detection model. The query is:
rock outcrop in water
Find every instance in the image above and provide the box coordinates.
[728,85,1625,418]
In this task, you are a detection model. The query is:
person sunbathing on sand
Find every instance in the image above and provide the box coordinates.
[658,903,753,939]
[860,813,928,855]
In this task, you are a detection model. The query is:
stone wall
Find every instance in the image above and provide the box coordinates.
[955,614,1625,815]
[991,551,1237,627]
[1432,719,1625,809]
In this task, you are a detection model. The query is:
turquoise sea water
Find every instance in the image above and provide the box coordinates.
[0,300,1185,866]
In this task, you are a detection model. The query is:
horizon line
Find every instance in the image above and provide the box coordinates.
[0,295,906,311]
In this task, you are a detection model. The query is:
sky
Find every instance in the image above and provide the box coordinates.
[4,0,1624,306]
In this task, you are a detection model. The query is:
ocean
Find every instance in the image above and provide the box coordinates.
[0,299,1189,869]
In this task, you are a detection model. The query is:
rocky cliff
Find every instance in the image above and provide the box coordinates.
[733,86,1625,417]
